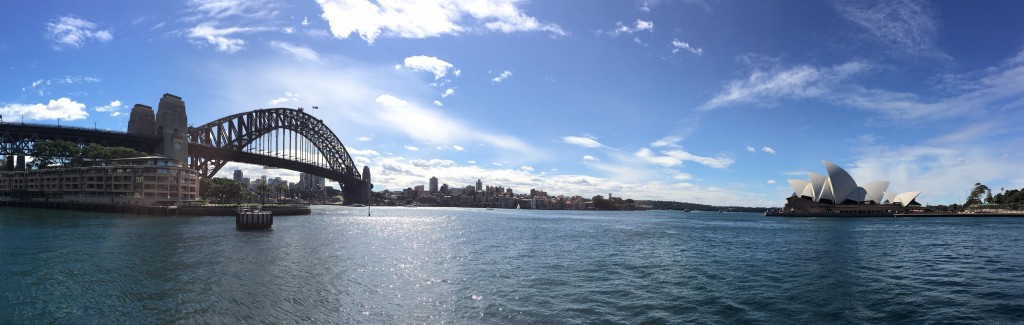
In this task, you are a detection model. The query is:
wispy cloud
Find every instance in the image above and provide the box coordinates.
[717,47,1024,120]
[187,23,274,53]
[315,0,565,44]
[834,0,946,59]
[761,146,776,154]
[635,148,734,169]
[46,16,112,50]
[651,136,682,148]
[562,135,605,148]
[605,19,654,37]
[671,38,702,56]
[187,0,280,19]
[702,61,871,110]
[269,41,320,62]
[492,70,513,83]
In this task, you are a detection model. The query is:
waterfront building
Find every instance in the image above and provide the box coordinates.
[770,160,922,216]
[0,156,199,206]
[429,176,438,193]
[476,179,482,192]
[233,170,243,182]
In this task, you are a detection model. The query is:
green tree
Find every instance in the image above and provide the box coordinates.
[82,143,146,160]
[31,140,80,169]
[200,178,250,204]
[273,181,289,200]
[255,179,270,204]
[967,183,991,207]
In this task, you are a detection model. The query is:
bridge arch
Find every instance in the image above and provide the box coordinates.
[187,108,371,203]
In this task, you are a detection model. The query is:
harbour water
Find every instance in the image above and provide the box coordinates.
[2,206,1024,323]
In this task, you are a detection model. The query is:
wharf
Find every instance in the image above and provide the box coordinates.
[0,200,310,216]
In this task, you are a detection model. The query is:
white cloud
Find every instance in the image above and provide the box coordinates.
[708,47,1024,121]
[375,94,408,106]
[357,136,373,142]
[703,61,870,110]
[283,27,295,34]
[492,70,513,83]
[269,41,320,62]
[635,148,681,167]
[268,92,299,106]
[635,148,733,169]
[761,146,776,154]
[95,100,123,117]
[746,146,756,152]
[441,88,455,97]
[315,0,565,44]
[606,19,654,36]
[22,76,101,94]
[433,100,443,106]
[671,38,703,56]
[847,142,1023,205]
[404,145,420,151]
[651,136,682,148]
[834,0,946,59]
[46,16,112,50]
[399,56,457,80]
[302,17,310,26]
[188,23,273,53]
[347,148,380,156]
[583,155,598,162]
[562,136,604,148]
[187,0,279,19]
[453,145,464,151]
[204,54,540,163]
[520,165,534,172]
[0,98,89,121]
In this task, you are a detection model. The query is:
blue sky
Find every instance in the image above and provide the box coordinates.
[2,0,1024,206]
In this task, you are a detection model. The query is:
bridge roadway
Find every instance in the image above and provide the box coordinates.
[0,111,371,204]
[0,122,160,155]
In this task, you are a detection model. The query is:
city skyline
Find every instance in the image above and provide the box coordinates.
[3,1,1024,206]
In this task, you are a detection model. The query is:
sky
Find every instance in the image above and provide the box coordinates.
[2,0,1024,207]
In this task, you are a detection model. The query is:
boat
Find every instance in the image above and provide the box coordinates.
[683,209,691,212]
[516,203,521,210]
[350,204,366,207]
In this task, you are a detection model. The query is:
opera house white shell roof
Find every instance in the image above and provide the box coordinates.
[787,160,921,207]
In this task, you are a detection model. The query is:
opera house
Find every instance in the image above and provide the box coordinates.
[766,160,922,216]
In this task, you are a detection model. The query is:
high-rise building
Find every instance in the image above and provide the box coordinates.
[233,169,243,182]
[476,179,482,191]
[298,172,325,190]
[429,176,438,193]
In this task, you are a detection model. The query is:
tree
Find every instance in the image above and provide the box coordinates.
[967,183,991,207]
[273,181,289,200]
[31,140,80,169]
[255,179,270,204]
[200,178,250,204]
[82,143,145,160]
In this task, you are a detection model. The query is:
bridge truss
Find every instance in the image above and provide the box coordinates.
[187,108,370,202]
[0,123,159,156]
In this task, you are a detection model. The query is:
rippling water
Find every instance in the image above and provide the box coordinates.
[2,206,1024,323]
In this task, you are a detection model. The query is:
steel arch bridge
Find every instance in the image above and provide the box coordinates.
[188,108,371,204]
